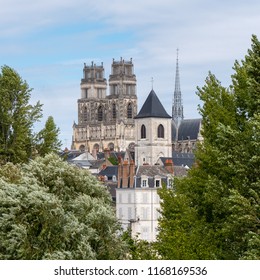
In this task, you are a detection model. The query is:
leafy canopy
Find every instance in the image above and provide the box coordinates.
[36,116,62,156]
[156,35,260,260]
[0,154,127,260]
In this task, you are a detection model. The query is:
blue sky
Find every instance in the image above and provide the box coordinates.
[1,0,260,148]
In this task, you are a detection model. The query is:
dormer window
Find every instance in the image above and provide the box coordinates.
[154,176,161,188]
[141,176,148,188]
[167,175,173,188]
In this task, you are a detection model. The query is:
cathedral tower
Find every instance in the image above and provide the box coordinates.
[72,58,137,153]
[172,49,184,127]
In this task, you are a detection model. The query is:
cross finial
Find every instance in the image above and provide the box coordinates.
[151,77,154,89]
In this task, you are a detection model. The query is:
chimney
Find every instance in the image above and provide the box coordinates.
[122,161,129,188]
[165,159,174,174]
[117,160,123,188]
[129,160,135,188]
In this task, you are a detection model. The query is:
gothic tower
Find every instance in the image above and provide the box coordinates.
[72,58,137,153]
[172,49,184,127]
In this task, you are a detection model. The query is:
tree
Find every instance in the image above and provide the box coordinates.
[156,35,260,260]
[0,154,127,260]
[122,230,159,260]
[36,116,62,156]
[0,65,42,163]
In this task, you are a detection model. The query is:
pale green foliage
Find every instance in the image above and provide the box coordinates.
[0,65,42,163]
[0,154,127,259]
[157,35,260,260]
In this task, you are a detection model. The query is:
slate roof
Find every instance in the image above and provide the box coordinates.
[173,152,195,167]
[72,152,95,161]
[160,153,195,168]
[99,166,118,177]
[135,165,171,177]
[172,118,202,141]
[174,166,189,177]
[135,90,171,119]
[133,165,172,188]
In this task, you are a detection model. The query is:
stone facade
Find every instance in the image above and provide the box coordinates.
[135,116,172,166]
[72,58,137,153]
[134,90,172,166]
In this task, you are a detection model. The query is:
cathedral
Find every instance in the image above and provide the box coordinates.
[71,54,202,156]
[71,58,137,153]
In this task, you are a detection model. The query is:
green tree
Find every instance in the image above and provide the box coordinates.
[36,116,62,156]
[0,154,127,260]
[156,35,260,260]
[0,65,42,163]
[122,230,159,260]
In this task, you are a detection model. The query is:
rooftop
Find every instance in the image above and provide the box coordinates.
[135,90,171,119]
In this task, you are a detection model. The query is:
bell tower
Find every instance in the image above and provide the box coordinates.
[135,90,172,166]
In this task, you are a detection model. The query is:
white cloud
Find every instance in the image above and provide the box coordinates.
[2,0,260,147]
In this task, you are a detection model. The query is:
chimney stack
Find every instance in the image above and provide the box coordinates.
[122,161,129,188]
[129,160,135,188]
[165,159,174,174]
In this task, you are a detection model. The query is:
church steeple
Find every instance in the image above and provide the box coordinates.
[172,49,184,127]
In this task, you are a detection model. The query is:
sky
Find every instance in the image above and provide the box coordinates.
[1,0,260,149]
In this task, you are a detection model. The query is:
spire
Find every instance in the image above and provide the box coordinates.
[172,48,184,127]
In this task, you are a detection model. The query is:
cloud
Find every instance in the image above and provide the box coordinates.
[2,0,260,147]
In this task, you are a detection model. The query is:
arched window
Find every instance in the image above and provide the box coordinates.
[98,106,103,121]
[83,106,88,122]
[112,103,116,119]
[157,124,164,138]
[127,103,132,119]
[141,124,146,139]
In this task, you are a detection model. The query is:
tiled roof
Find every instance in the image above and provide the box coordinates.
[135,90,171,119]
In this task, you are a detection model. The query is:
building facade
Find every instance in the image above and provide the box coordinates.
[72,58,137,153]
[116,158,174,242]
[116,89,175,242]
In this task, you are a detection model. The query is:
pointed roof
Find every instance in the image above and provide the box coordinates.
[135,89,171,119]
